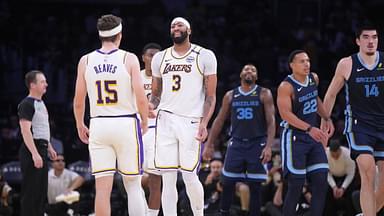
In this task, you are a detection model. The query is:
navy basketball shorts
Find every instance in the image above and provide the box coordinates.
[222,136,268,182]
[345,117,384,161]
[280,128,328,178]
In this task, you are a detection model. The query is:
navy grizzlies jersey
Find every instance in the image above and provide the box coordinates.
[345,52,384,129]
[230,85,266,139]
[281,73,318,130]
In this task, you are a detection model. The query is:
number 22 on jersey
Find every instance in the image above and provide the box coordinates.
[95,80,118,105]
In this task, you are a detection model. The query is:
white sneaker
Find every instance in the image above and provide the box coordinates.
[355,213,363,216]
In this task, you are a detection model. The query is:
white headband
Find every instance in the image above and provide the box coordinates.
[99,23,122,37]
[171,17,190,29]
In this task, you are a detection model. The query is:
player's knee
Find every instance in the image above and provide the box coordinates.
[123,175,141,185]
[181,172,199,183]
[236,183,250,195]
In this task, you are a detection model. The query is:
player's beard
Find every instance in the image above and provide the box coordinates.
[366,51,376,56]
[171,31,188,44]
[244,78,254,85]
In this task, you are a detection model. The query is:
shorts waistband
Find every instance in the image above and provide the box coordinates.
[91,114,137,119]
[232,136,266,142]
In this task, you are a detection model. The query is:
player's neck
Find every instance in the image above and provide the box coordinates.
[358,51,378,66]
[240,83,256,92]
[173,41,191,56]
[291,73,307,84]
[100,42,119,52]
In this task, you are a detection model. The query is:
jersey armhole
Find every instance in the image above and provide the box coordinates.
[195,46,204,75]
[123,51,128,64]
[158,49,168,75]
[85,54,89,66]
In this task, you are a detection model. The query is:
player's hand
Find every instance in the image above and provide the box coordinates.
[76,123,89,144]
[202,143,214,161]
[320,118,335,137]
[148,103,156,118]
[32,153,43,168]
[48,144,57,161]
[196,124,208,142]
[260,146,272,164]
[141,120,148,135]
[308,127,328,143]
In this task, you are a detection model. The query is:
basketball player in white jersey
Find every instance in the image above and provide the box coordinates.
[140,42,162,216]
[150,17,217,216]
[73,14,148,216]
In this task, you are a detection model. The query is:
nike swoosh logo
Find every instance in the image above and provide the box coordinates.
[297,87,303,92]
[260,143,266,146]
[165,59,172,62]
[357,68,364,72]
[234,94,241,98]
[191,121,199,124]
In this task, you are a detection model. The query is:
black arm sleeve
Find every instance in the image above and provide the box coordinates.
[18,98,35,121]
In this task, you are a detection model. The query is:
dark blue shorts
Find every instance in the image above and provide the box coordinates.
[280,128,328,178]
[222,136,267,182]
[345,117,384,160]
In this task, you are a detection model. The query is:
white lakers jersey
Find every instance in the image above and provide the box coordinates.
[151,44,217,118]
[85,49,137,117]
[140,69,156,127]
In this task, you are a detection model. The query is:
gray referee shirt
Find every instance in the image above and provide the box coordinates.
[18,97,50,141]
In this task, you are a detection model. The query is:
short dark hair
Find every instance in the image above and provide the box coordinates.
[142,43,162,54]
[329,139,341,152]
[355,21,377,39]
[209,158,223,164]
[25,70,44,89]
[97,14,122,42]
[288,49,307,63]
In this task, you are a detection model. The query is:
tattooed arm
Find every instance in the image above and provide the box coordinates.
[150,76,162,109]
[196,74,217,142]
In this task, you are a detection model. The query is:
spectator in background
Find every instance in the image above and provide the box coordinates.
[324,139,356,216]
[46,154,84,216]
[0,173,12,216]
[201,159,250,215]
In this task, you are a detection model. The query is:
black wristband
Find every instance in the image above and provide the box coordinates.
[305,126,312,133]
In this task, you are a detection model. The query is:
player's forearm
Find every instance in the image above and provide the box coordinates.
[280,111,311,130]
[266,116,276,148]
[136,97,149,123]
[201,95,216,127]
[317,98,330,120]
[323,92,337,118]
[73,103,85,127]
[206,117,224,148]
[149,95,161,109]
[150,77,162,109]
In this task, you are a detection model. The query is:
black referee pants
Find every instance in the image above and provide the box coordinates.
[19,139,48,216]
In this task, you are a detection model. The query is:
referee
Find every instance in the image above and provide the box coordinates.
[18,70,57,216]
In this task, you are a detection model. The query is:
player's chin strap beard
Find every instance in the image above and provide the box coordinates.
[244,79,254,85]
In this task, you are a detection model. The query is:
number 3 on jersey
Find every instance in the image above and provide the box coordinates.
[96,80,118,105]
[172,75,181,91]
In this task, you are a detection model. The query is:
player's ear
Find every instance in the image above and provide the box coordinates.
[355,37,360,46]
